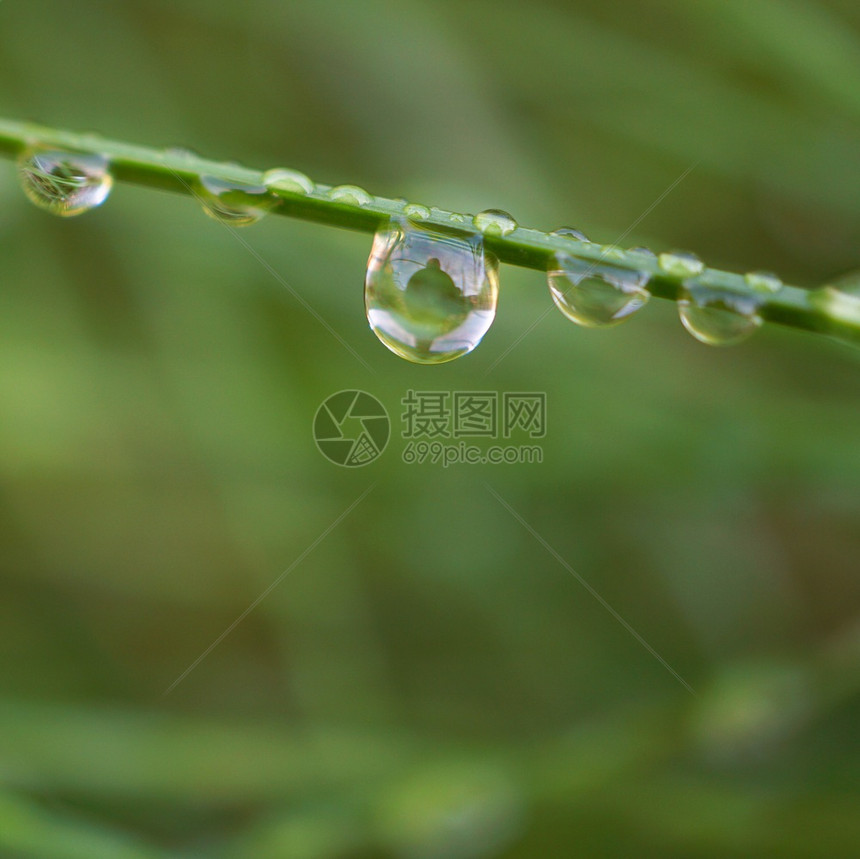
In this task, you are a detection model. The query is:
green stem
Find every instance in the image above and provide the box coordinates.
[1,117,856,345]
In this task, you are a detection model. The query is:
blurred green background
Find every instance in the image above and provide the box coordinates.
[2,1,860,856]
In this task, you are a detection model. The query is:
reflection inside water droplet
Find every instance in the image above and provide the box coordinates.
[196,175,276,226]
[678,278,763,345]
[365,217,499,364]
[548,253,651,328]
[18,149,113,217]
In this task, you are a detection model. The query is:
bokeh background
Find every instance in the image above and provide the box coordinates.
[2,1,860,856]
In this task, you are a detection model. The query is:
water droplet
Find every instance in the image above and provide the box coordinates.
[449,212,468,225]
[473,209,517,237]
[550,226,590,243]
[678,278,763,345]
[658,250,705,278]
[548,253,650,328]
[329,184,372,207]
[629,246,657,259]
[196,175,276,226]
[365,217,499,364]
[744,271,783,294]
[404,203,431,221]
[262,167,314,195]
[18,149,113,217]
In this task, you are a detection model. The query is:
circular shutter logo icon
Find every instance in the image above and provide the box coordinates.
[313,390,390,467]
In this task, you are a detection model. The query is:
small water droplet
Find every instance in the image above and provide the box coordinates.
[196,175,276,226]
[678,278,763,345]
[548,253,650,328]
[404,203,431,221]
[744,271,783,294]
[449,212,468,225]
[329,184,373,207]
[599,245,625,261]
[262,167,314,195]
[550,226,590,243]
[658,250,705,278]
[18,149,113,217]
[473,209,517,237]
[163,146,199,162]
[365,217,499,364]
[629,246,657,259]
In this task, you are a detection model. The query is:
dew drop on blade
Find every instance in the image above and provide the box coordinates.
[196,175,276,226]
[678,278,763,346]
[599,245,625,261]
[365,217,499,364]
[744,270,783,295]
[262,167,314,195]
[658,249,705,278]
[18,149,113,217]
[473,209,517,237]
[550,226,590,243]
[404,203,431,221]
[329,184,373,207]
[547,253,650,329]
[164,146,199,161]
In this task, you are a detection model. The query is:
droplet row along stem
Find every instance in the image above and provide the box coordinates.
[0,117,856,347]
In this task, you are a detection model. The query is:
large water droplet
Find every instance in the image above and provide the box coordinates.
[18,149,113,217]
[473,209,517,237]
[365,217,499,364]
[262,167,314,195]
[678,279,763,345]
[548,253,650,328]
[659,250,705,278]
[196,175,276,226]
[329,184,372,207]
